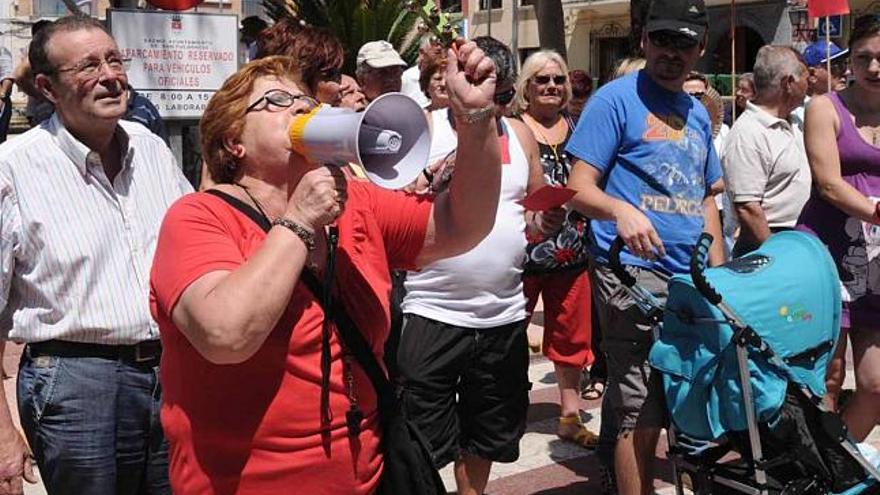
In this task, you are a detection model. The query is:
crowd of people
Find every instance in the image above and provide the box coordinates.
[0,3,877,495]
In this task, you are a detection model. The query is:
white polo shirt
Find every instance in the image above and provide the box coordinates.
[722,102,811,228]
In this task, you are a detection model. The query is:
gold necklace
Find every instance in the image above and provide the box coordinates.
[525,114,566,165]
[843,92,880,147]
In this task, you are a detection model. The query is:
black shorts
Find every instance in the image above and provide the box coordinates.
[396,314,531,469]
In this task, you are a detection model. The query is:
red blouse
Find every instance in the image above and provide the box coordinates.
[150,180,432,495]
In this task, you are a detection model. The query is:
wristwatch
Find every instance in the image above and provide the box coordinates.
[272,217,316,251]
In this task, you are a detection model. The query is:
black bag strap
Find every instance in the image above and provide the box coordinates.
[205,189,272,230]
[299,272,396,404]
[204,189,395,405]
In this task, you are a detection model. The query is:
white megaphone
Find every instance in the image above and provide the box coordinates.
[287,92,431,189]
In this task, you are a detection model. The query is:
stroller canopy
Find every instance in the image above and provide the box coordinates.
[650,231,841,440]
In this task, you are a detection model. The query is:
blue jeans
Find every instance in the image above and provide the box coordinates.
[0,94,11,143]
[17,346,170,495]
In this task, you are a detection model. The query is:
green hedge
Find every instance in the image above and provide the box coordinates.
[592,73,745,96]
[707,74,737,97]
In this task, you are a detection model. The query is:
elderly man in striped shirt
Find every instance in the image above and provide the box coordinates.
[0,16,191,495]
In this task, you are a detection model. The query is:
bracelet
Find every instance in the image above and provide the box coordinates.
[272,217,315,251]
[421,168,434,184]
[454,104,495,125]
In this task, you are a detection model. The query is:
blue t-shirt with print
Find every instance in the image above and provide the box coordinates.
[566,70,722,275]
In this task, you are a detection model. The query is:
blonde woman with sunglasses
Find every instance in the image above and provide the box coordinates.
[514,50,599,449]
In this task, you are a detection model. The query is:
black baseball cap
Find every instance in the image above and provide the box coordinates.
[646,0,709,42]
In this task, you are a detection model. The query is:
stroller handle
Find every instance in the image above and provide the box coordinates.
[690,233,722,305]
[609,236,637,288]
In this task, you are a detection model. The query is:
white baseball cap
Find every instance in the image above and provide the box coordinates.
[357,41,407,69]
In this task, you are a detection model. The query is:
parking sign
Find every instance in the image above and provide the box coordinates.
[818,16,843,37]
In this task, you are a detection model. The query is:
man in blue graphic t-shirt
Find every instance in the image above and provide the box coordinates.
[566,0,724,492]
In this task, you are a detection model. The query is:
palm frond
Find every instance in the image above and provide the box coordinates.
[262,0,424,74]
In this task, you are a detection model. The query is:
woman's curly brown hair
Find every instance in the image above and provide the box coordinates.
[256,20,344,95]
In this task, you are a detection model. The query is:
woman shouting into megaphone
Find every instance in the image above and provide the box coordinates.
[148,43,500,495]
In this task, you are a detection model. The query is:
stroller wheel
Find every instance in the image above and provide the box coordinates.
[780,477,824,495]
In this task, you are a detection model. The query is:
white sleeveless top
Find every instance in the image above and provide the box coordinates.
[402,117,529,328]
[427,108,458,166]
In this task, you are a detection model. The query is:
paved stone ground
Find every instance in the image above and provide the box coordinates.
[2,303,877,494]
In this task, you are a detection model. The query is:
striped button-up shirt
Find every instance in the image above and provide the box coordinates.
[0,114,192,345]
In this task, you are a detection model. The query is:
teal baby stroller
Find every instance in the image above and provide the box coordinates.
[608,231,880,494]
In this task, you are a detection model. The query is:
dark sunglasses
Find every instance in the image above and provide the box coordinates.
[688,91,706,99]
[533,75,567,85]
[494,87,516,105]
[649,30,699,50]
[246,89,319,113]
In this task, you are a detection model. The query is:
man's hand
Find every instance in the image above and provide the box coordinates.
[444,41,497,118]
[403,155,448,194]
[613,202,666,261]
[0,429,36,495]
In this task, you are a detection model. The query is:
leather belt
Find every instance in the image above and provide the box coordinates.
[28,339,162,364]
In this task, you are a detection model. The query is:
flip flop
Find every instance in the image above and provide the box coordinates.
[558,415,600,449]
[581,379,605,401]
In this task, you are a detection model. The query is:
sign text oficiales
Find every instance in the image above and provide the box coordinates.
[108,10,239,119]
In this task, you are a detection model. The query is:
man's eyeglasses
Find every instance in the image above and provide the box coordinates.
[533,75,567,86]
[494,87,516,105]
[55,52,131,79]
[828,59,848,75]
[851,53,880,69]
[648,31,699,50]
[246,89,319,113]
[688,91,706,99]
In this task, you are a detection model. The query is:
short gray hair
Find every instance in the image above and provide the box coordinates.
[419,35,438,51]
[753,45,806,95]
[355,63,369,81]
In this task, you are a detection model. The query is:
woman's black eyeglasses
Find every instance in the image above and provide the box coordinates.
[494,87,516,105]
[533,75,567,86]
[246,89,319,113]
[648,31,699,50]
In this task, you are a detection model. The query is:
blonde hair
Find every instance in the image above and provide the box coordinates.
[514,50,572,114]
[200,56,304,184]
[611,57,646,80]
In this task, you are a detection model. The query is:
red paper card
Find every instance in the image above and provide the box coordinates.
[808,0,849,19]
[518,186,576,211]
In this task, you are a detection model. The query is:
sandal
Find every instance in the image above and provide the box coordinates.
[528,338,542,353]
[558,415,600,449]
[581,379,605,401]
